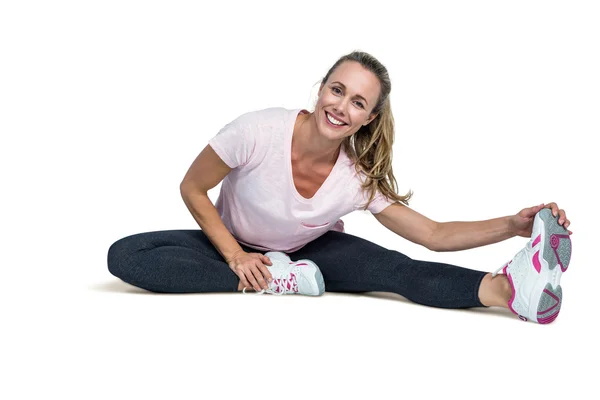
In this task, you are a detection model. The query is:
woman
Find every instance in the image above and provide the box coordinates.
[107,50,573,324]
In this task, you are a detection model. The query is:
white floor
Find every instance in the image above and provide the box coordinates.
[5,245,594,400]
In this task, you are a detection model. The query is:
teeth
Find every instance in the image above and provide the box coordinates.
[326,112,346,126]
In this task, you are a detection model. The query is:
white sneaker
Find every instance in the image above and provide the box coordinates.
[492,208,572,323]
[242,251,326,296]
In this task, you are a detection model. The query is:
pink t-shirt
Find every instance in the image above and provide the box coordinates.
[208,107,396,252]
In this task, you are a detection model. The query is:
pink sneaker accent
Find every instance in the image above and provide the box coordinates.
[532,234,542,273]
[273,273,298,293]
[533,250,542,273]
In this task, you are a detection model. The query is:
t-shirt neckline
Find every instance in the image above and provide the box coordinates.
[285,108,344,204]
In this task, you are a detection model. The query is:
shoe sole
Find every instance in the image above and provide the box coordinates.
[530,208,572,323]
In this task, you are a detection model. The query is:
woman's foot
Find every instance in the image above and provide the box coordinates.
[492,208,572,323]
[241,252,326,296]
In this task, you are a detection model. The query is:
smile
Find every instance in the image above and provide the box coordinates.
[325,112,347,127]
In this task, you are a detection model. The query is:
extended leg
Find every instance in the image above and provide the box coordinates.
[289,230,492,309]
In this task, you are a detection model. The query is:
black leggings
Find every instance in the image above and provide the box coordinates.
[107,229,489,309]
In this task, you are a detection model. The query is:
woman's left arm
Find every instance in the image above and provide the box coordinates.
[374,202,572,252]
[432,202,572,252]
[431,215,515,252]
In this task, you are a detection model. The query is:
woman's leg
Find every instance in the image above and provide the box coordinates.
[107,229,255,293]
[288,230,501,309]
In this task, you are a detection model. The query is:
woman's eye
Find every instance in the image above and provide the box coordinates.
[332,87,364,109]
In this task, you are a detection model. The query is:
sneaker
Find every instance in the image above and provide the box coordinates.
[492,208,572,323]
[242,251,326,296]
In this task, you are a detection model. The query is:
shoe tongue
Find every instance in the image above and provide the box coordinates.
[265,252,291,264]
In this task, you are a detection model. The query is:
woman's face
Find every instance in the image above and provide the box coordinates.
[316,61,381,140]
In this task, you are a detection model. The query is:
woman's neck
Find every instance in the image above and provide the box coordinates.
[293,111,343,165]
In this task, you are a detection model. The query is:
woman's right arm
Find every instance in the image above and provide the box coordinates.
[180,189,246,263]
[179,144,273,291]
[180,144,245,263]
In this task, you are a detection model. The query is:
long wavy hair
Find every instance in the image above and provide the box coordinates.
[311,50,413,211]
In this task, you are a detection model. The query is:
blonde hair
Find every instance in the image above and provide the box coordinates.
[312,50,413,211]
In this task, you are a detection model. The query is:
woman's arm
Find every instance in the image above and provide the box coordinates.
[374,203,515,252]
[180,144,245,262]
[373,203,439,251]
[431,216,515,252]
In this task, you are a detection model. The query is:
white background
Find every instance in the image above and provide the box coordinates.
[2,0,598,399]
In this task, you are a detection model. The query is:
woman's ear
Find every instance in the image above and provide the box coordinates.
[365,113,378,125]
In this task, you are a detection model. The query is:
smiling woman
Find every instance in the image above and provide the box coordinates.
[107,49,573,324]
[298,55,413,212]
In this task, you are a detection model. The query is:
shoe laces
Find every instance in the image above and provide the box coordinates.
[242,265,299,295]
[492,262,509,278]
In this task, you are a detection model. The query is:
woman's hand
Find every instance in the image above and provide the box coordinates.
[509,202,572,238]
[227,250,273,292]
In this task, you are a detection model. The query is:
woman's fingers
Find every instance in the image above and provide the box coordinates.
[558,210,569,225]
[253,263,271,290]
[261,255,272,266]
[546,202,558,216]
[246,267,264,292]
[238,271,251,292]
[257,262,273,284]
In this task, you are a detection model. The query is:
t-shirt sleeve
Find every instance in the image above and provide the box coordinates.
[208,111,257,169]
[367,191,397,214]
[353,170,397,214]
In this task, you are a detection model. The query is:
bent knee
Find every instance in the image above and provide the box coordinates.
[107,237,136,278]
